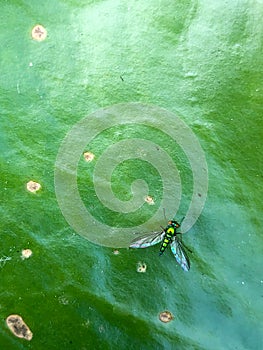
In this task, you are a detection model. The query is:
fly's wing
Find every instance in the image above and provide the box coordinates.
[170,238,190,271]
[129,230,165,249]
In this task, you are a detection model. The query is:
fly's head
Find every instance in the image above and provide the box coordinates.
[168,220,180,229]
[165,220,180,237]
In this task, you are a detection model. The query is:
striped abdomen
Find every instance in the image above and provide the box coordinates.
[159,226,176,255]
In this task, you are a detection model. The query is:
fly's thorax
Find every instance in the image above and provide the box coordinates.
[165,224,177,238]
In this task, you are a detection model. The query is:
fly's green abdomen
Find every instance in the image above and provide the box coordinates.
[159,226,176,255]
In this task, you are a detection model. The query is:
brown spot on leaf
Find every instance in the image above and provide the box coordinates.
[137,262,147,273]
[159,311,174,323]
[6,315,33,340]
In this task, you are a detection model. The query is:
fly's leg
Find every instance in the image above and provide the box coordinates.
[178,216,185,225]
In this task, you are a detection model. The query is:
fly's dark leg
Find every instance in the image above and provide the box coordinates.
[179,216,185,225]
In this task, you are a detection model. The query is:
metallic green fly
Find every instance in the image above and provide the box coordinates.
[129,220,191,271]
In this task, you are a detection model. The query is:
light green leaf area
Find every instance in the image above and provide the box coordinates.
[0,1,262,349]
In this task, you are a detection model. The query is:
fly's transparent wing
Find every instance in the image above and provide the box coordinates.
[170,238,190,271]
[129,230,165,249]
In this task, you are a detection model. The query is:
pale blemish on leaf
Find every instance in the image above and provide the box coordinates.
[0,255,11,267]
[83,151,95,162]
[21,249,32,260]
[26,181,41,193]
[31,24,47,41]
[144,195,155,205]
